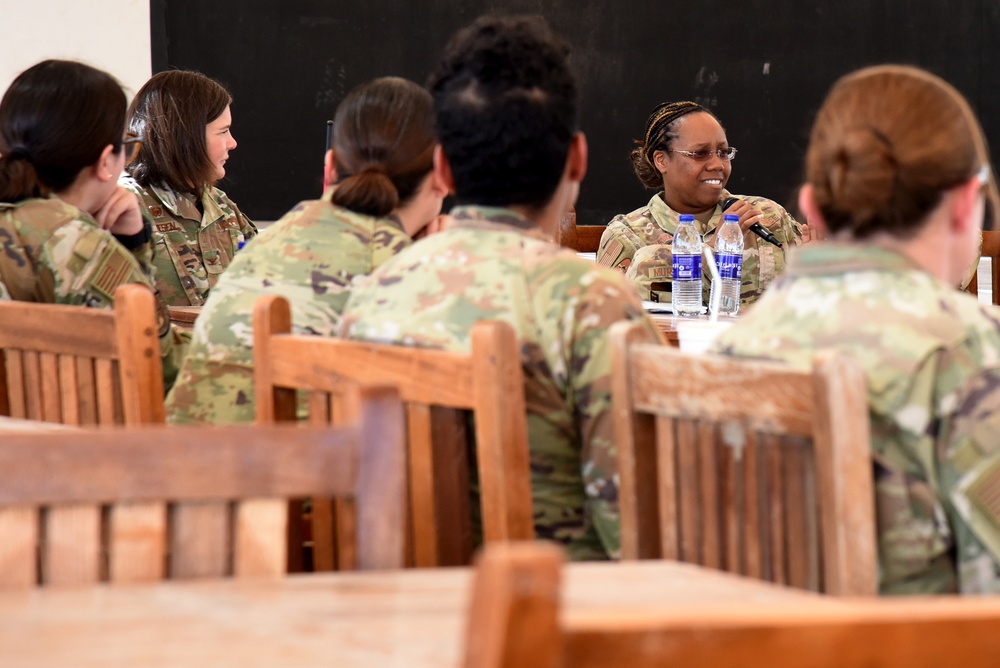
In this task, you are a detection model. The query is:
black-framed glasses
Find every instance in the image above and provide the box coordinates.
[668,147,738,162]
[120,134,143,165]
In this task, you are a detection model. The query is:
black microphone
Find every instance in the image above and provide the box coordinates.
[721,197,782,248]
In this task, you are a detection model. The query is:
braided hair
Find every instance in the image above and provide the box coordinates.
[629,101,718,189]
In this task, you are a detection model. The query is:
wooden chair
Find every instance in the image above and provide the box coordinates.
[253,295,533,570]
[557,205,604,253]
[0,384,406,588]
[463,541,1000,668]
[609,321,878,596]
[0,284,165,425]
[967,230,1000,305]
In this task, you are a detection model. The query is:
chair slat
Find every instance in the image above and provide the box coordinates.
[698,422,721,569]
[654,416,678,561]
[6,350,27,419]
[763,435,786,585]
[169,503,231,578]
[0,507,37,588]
[407,402,439,567]
[676,418,699,564]
[783,437,812,590]
[58,354,81,426]
[93,358,119,426]
[23,350,43,421]
[233,498,287,578]
[75,357,98,426]
[108,502,167,583]
[39,352,61,422]
[741,435,763,580]
[44,505,101,586]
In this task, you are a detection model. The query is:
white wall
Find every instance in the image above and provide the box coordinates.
[0,0,151,99]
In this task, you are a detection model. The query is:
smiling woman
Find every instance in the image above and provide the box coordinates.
[119,70,257,306]
[597,101,803,307]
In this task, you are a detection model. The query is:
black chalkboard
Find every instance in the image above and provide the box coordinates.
[151,0,1000,225]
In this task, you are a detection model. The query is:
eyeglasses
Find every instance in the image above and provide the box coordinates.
[120,135,143,165]
[668,147,738,162]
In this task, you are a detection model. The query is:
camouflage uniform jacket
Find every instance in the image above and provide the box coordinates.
[598,190,802,305]
[339,205,662,561]
[0,197,182,390]
[711,243,1000,595]
[119,175,257,306]
[165,193,411,425]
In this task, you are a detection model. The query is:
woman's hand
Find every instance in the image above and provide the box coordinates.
[94,186,144,237]
[722,198,766,234]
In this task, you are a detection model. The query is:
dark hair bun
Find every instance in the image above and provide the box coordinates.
[330,167,400,217]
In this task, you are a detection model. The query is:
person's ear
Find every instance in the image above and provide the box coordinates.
[653,149,669,174]
[950,173,985,234]
[798,184,829,236]
[95,144,116,182]
[566,132,588,183]
[323,149,337,189]
[433,145,456,195]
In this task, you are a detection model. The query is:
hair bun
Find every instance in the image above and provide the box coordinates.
[826,127,898,232]
[331,167,400,217]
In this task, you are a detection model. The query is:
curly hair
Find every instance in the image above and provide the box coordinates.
[427,14,577,209]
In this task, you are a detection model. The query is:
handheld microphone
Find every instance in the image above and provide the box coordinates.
[721,197,782,248]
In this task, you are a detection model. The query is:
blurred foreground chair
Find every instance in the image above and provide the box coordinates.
[463,542,1000,668]
[967,230,1000,305]
[0,384,405,588]
[610,321,878,595]
[254,295,533,571]
[0,284,164,426]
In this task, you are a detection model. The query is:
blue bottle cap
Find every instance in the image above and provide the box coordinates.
[679,214,695,223]
[724,213,739,223]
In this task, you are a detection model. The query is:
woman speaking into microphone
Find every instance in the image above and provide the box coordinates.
[598,101,805,306]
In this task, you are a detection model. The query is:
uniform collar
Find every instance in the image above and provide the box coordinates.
[786,243,926,276]
[449,205,552,242]
[149,184,225,226]
[648,189,731,236]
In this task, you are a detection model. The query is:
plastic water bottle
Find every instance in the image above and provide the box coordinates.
[710,213,744,316]
[672,214,703,316]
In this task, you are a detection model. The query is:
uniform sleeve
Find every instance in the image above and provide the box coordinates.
[941,366,1000,593]
[568,268,663,558]
[596,215,644,272]
[42,220,185,393]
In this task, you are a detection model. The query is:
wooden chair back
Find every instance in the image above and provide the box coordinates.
[610,321,878,596]
[253,295,533,570]
[463,541,1000,668]
[967,230,1000,305]
[0,284,165,425]
[557,205,604,253]
[0,384,405,588]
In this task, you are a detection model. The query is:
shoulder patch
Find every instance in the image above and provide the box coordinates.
[91,248,134,300]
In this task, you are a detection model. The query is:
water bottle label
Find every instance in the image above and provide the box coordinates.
[717,252,742,281]
[672,254,702,280]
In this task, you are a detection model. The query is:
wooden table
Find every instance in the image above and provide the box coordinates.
[0,560,835,667]
[649,312,738,347]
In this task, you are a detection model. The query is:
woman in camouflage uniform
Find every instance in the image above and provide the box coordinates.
[713,65,1000,595]
[598,101,802,306]
[165,77,446,424]
[120,70,257,306]
[0,60,182,390]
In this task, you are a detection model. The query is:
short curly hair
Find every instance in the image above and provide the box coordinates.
[428,15,577,210]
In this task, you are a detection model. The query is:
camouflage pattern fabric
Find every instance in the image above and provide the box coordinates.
[340,205,662,561]
[0,196,183,391]
[165,194,411,425]
[598,190,802,305]
[120,175,257,306]
[710,243,1000,595]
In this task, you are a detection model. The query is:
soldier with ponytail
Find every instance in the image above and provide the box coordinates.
[166,76,447,424]
[0,59,182,391]
[713,64,1000,595]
